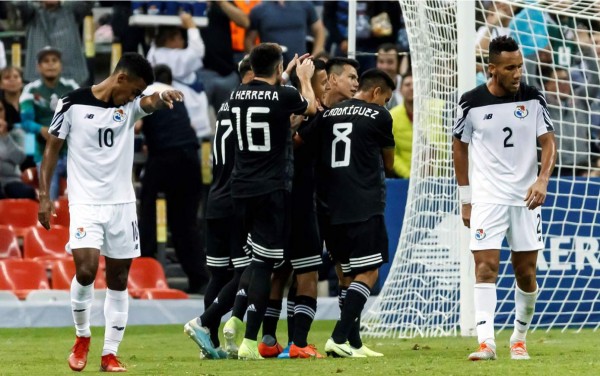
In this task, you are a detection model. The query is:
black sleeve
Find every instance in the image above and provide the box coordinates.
[373,110,394,148]
[298,112,323,146]
[280,85,308,115]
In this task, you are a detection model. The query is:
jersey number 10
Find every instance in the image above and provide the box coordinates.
[98,128,114,148]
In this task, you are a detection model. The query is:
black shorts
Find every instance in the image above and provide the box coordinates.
[234,190,290,264]
[288,205,322,274]
[327,215,389,276]
[206,215,250,270]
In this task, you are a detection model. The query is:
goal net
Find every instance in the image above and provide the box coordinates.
[362,0,600,338]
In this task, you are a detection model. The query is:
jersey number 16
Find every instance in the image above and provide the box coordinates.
[231,106,271,152]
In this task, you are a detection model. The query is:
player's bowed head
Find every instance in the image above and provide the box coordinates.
[487,35,523,96]
[353,68,396,107]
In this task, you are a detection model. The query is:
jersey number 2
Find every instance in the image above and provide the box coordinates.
[503,127,514,148]
[332,122,352,168]
[98,128,114,148]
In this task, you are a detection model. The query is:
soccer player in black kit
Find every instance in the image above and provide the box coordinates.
[184,56,255,359]
[222,43,317,360]
[318,69,395,358]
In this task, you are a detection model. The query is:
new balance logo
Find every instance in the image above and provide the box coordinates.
[73,309,86,312]
[476,320,487,326]
[247,304,256,312]
[236,289,247,297]
[516,320,528,326]
[112,326,125,331]
[84,113,94,119]
[483,113,493,120]
[213,297,219,304]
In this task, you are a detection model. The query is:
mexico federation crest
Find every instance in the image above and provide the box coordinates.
[474,228,486,240]
[113,108,127,122]
[75,227,86,239]
[514,105,528,119]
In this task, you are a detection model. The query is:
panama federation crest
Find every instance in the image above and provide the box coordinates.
[75,227,87,239]
[474,228,486,240]
[514,105,528,119]
[113,108,127,122]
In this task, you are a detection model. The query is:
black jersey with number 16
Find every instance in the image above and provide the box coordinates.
[318,98,394,225]
[229,80,308,198]
[206,100,235,219]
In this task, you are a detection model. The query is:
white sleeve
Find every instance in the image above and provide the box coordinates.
[131,96,151,123]
[48,98,72,140]
[536,91,554,137]
[453,97,473,143]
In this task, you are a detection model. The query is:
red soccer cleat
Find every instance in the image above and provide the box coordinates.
[68,336,91,371]
[258,340,283,358]
[289,343,325,359]
[100,354,127,372]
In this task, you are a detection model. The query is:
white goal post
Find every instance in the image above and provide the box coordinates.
[360,0,600,338]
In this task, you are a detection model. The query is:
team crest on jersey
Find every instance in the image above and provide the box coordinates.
[113,109,127,122]
[75,227,87,239]
[514,105,528,119]
[474,228,486,240]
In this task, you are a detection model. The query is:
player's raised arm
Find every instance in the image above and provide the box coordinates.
[38,135,64,229]
[140,89,184,112]
[295,59,318,116]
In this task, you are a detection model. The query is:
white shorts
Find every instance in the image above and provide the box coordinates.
[470,203,543,252]
[67,203,141,259]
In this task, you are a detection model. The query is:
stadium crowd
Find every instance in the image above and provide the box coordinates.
[0,0,599,369]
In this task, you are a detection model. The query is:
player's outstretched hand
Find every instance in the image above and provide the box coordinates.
[295,58,315,80]
[159,90,184,109]
[524,178,548,210]
[38,195,55,231]
[461,203,471,228]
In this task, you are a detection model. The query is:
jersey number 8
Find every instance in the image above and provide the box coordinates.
[332,122,352,168]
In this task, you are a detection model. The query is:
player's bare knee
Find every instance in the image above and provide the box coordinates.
[75,265,97,286]
[106,269,129,291]
[475,262,499,283]
[355,268,379,288]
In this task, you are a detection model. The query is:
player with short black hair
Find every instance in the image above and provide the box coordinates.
[453,35,556,361]
[211,42,317,360]
[315,68,395,357]
[38,53,182,372]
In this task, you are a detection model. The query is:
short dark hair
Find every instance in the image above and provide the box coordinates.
[238,55,252,78]
[114,53,155,85]
[377,43,399,54]
[290,58,327,90]
[358,68,396,92]
[155,26,182,47]
[250,43,283,78]
[489,36,519,64]
[541,65,568,84]
[326,57,360,76]
[153,64,172,85]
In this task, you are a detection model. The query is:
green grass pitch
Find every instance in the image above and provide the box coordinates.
[0,321,597,375]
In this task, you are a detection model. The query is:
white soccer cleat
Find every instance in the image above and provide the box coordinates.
[468,342,497,361]
[350,344,384,357]
[324,338,366,358]
[510,341,530,360]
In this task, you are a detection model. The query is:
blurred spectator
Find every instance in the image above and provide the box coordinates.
[542,61,599,176]
[0,100,36,200]
[138,65,208,294]
[230,0,261,63]
[147,13,205,92]
[509,7,549,59]
[199,1,249,110]
[323,1,402,71]
[389,72,413,179]
[19,46,78,200]
[0,41,6,70]
[245,1,325,64]
[376,43,404,109]
[0,67,23,129]
[17,1,93,85]
[475,1,512,54]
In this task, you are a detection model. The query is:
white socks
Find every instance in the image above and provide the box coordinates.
[70,276,94,338]
[474,283,497,346]
[102,289,129,356]
[511,284,538,343]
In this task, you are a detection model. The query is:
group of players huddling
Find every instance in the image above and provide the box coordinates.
[183,42,396,360]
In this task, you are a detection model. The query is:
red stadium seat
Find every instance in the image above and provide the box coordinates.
[20,167,39,189]
[23,225,71,268]
[51,258,106,290]
[52,197,70,227]
[0,199,39,237]
[0,226,21,259]
[127,257,169,298]
[139,288,189,300]
[0,259,50,299]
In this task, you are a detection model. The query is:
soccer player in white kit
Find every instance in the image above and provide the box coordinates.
[453,36,556,361]
[37,53,183,372]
